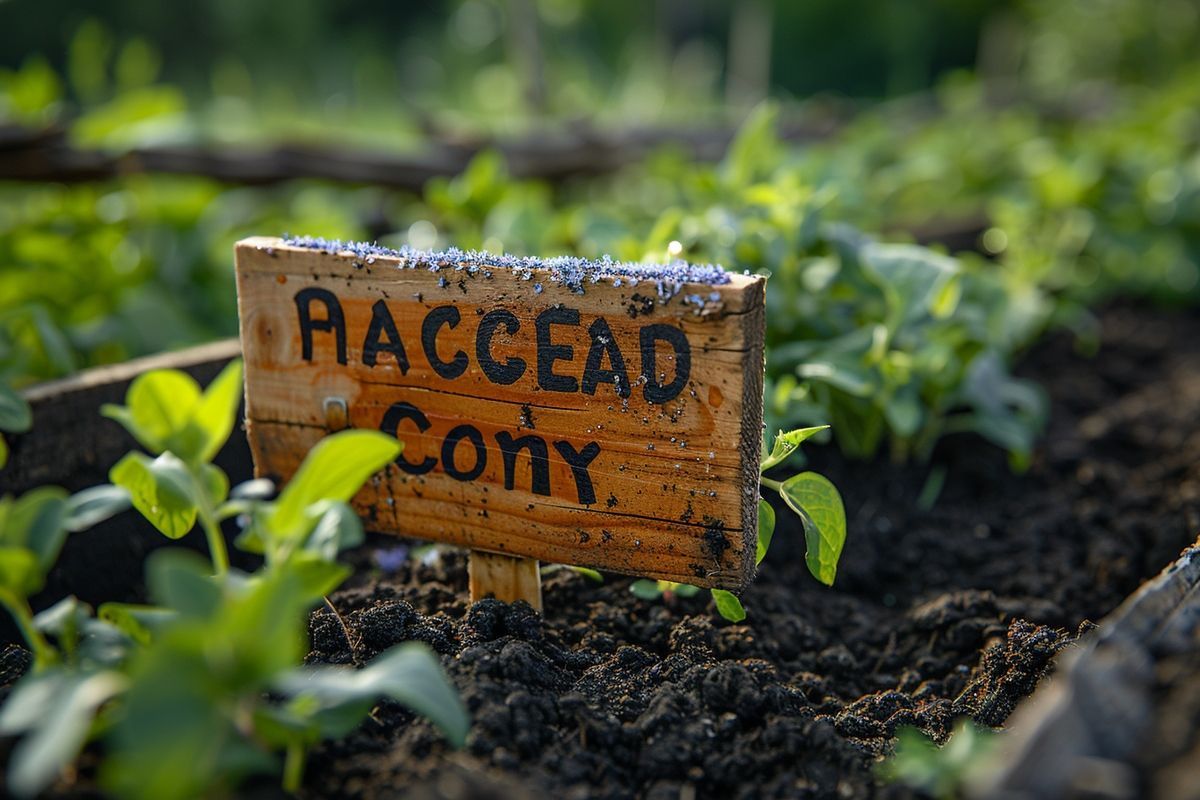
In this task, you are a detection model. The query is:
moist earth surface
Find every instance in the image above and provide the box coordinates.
[299,304,1200,799]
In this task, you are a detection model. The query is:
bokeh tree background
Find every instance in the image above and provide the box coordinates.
[2,0,1198,463]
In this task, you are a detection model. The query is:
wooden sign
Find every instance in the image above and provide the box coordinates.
[234,236,766,595]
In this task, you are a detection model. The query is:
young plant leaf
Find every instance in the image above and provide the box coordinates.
[760,426,828,473]
[275,643,469,747]
[0,548,42,596]
[779,472,846,586]
[710,589,746,622]
[102,370,201,455]
[64,484,130,532]
[629,579,662,600]
[268,431,401,540]
[567,566,604,582]
[110,452,199,539]
[189,360,244,464]
[756,499,775,565]
[285,552,352,598]
[98,603,177,645]
[0,669,126,799]
[304,502,364,561]
[145,550,222,618]
[0,384,32,433]
[9,487,69,572]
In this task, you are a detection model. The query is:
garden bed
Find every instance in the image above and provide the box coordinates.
[8,303,1200,798]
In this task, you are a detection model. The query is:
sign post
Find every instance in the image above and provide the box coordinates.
[235,236,766,608]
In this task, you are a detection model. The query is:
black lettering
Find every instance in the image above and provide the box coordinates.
[581,317,630,398]
[442,425,487,481]
[421,305,468,379]
[536,307,579,392]
[640,324,691,403]
[379,402,436,475]
[294,288,346,364]
[553,440,600,505]
[495,432,551,495]
[362,300,409,371]
[476,309,526,385]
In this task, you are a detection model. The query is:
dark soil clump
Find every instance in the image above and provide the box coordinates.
[297,304,1200,799]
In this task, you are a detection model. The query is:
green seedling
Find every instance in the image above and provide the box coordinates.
[0,382,32,469]
[879,721,997,799]
[0,485,129,669]
[1,364,468,799]
[99,551,466,800]
[630,426,846,622]
[103,359,244,573]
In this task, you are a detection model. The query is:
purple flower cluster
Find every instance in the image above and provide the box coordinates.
[281,234,733,300]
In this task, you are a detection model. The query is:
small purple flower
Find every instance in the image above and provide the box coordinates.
[373,544,410,574]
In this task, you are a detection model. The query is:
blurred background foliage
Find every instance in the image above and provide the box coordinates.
[1,0,1197,464]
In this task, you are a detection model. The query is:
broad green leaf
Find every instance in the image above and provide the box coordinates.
[756,499,775,565]
[859,243,959,325]
[190,360,243,464]
[0,547,42,596]
[304,502,364,561]
[102,369,201,454]
[710,589,746,622]
[797,360,876,397]
[199,463,230,506]
[8,487,69,571]
[269,431,401,539]
[665,581,701,598]
[0,384,31,433]
[110,452,199,539]
[286,552,351,598]
[145,550,222,618]
[760,426,828,472]
[780,472,847,586]
[0,669,126,799]
[32,596,89,639]
[629,579,662,600]
[275,643,469,747]
[64,485,130,532]
[98,603,177,645]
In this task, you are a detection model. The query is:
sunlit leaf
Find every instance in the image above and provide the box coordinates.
[756,499,775,565]
[710,589,746,622]
[779,472,847,586]
[269,430,400,540]
[110,452,198,539]
[274,643,469,747]
[760,426,828,472]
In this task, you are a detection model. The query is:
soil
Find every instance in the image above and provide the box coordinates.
[295,304,1200,800]
[7,304,1200,799]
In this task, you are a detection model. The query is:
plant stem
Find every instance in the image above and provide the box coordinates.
[0,589,56,670]
[760,477,782,493]
[283,741,307,793]
[200,511,230,576]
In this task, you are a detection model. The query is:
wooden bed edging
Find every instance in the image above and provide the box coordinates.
[5,339,244,495]
[974,535,1200,799]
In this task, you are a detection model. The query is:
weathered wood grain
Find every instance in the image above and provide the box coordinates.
[469,552,543,611]
[235,236,766,588]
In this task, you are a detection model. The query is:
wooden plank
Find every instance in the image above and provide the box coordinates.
[469,552,543,611]
[235,236,766,589]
